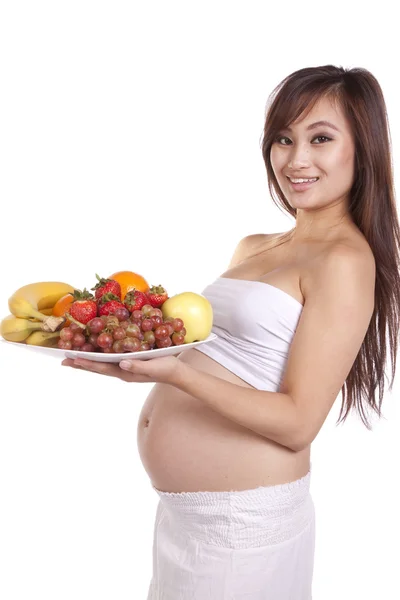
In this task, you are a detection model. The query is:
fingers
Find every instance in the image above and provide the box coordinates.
[119,360,135,371]
[75,359,118,375]
[61,356,153,383]
[62,359,75,367]
[61,357,148,382]
[62,358,118,376]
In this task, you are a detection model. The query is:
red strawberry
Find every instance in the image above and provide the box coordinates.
[91,273,121,301]
[98,293,126,316]
[124,289,149,313]
[147,284,168,308]
[68,289,98,325]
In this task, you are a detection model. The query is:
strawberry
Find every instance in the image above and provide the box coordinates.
[68,289,98,325]
[147,284,168,308]
[91,273,121,301]
[124,289,149,313]
[98,293,126,316]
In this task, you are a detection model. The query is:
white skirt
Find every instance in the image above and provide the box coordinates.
[146,469,315,599]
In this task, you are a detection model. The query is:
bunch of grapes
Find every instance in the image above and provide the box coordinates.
[57,304,186,353]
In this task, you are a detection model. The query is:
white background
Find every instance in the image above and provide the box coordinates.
[0,1,399,599]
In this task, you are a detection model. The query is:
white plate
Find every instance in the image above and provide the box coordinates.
[0,333,217,362]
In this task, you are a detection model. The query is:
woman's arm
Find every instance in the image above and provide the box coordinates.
[171,361,300,450]
[168,245,375,453]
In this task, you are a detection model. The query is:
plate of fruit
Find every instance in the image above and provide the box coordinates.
[0,271,216,362]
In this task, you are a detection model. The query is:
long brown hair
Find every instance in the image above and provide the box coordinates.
[261,65,400,429]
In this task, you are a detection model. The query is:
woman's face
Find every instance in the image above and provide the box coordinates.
[270,96,356,213]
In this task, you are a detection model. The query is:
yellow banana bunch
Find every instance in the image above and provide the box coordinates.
[8,281,75,332]
[0,315,50,342]
[25,331,60,347]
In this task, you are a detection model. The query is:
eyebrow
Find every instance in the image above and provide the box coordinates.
[284,120,340,132]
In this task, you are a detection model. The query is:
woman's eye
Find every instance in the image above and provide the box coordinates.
[275,135,332,145]
[313,136,331,144]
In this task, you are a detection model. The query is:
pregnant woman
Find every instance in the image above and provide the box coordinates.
[63,65,400,599]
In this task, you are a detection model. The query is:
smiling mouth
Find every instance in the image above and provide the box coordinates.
[286,177,319,183]
[285,177,320,193]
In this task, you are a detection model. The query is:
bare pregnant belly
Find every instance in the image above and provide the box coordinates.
[137,348,310,493]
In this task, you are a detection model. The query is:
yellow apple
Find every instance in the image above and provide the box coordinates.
[161,292,213,343]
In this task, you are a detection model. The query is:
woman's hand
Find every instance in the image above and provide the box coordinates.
[61,355,182,384]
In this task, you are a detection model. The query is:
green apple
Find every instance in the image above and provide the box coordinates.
[161,292,213,343]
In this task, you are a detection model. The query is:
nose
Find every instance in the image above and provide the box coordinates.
[287,143,312,170]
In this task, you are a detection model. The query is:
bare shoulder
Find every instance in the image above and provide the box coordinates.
[228,232,275,269]
[302,233,376,306]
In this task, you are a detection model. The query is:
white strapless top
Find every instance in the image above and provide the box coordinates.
[195,277,304,391]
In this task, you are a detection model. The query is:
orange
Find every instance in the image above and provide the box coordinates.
[108,270,150,301]
[52,293,74,327]
[52,293,74,317]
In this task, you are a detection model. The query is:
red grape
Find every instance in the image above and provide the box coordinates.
[88,333,99,347]
[60,327,74,341]
[140,342,152,351]
[69,322,84,332]
[72,332,86,348]
[150,315,163,329]
[131,310,143,321]
[113,327,126,341]
[87,318,105,334]
[126,323,141,338]
[156,337,172,348]
[173,318,184,332]
[141,319,153,332]
[154,325,169,340]
[114,307,130,321]
[149,308,163,318]
[164,321,174,336]
[171,332,185,345]
[112,340,125,353]
[97,332,113,349]
[141,304,153,317]
[58,339,73,350]
[143,331,156,345]
[122,337,141,352]
[81,343,95,352]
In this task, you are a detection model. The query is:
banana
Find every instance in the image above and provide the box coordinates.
[8,281,75,331]
[25,331,60,347]
[38,308,53,316]
[31,307,53,322]
[0,315,47,342]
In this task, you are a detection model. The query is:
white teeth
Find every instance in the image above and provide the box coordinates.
[289,177,318,183]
